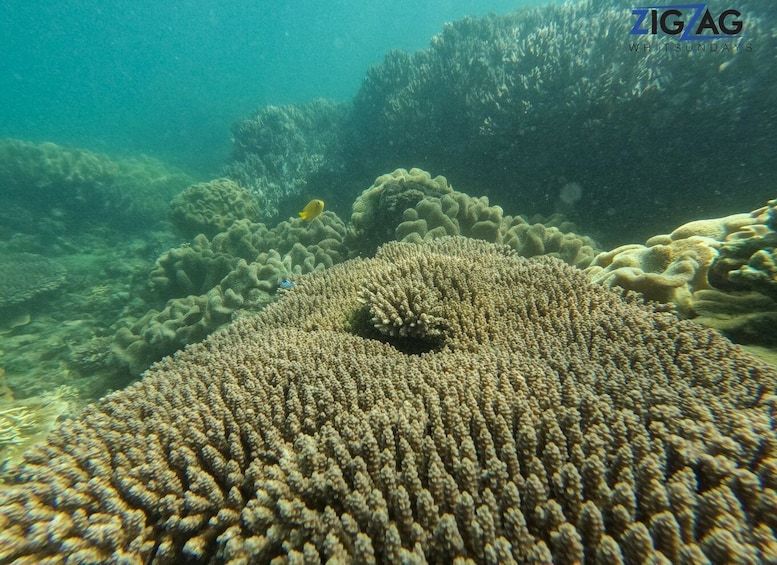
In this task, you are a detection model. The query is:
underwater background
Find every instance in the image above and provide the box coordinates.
[2,0,777,562]
[1,0,534,175]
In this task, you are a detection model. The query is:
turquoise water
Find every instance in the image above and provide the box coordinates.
[0,0,537,174]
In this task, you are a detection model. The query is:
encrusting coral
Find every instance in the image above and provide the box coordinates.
[2,237,776,563]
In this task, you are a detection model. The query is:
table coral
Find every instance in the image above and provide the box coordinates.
[0,253,66,308]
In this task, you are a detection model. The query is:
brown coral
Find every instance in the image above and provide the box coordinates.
[114,213,349,376]
[587,198,777,332]
[1,237,776,563]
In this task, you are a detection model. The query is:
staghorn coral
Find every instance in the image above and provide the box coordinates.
[351,168,598,267]
[170,178,261,239]
[0,253,66,308]
[2,237,776,563]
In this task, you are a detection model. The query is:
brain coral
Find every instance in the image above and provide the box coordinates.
[2,237,776,563]
[170,178,260,238]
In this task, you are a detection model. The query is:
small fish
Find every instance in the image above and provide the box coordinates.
[278,279,295,290]
[299,199,324,221]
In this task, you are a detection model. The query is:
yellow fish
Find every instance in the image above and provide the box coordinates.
[299,199,324,221]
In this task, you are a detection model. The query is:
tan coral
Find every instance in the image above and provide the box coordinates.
[586,236,719,312]
[117,212,349,376]
[350,167,453,253]
[170,178,260,238]
[351,167,598,267]
[1,237,776,563]
[586,200,777,310]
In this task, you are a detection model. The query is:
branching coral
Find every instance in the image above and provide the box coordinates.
[2,237,776,563]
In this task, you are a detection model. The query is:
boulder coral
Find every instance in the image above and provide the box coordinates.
[351,168,598,268]
[170,178,261,239]
[113,213,348,375]
[2,237,776,562]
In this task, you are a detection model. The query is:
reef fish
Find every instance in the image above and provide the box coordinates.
[299,199,324,221]
[278,279,295,290]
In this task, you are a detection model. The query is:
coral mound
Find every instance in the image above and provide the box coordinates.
[170,178,260,238]
[0,253,66,308]
[350,167,598,267]
[2,237,776,563]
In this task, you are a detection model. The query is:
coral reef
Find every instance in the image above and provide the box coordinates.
[221,2,776,242]
[113,213,348,375]
[342,1,777,242]
[224,100,348,219]
[351,168,598,267]
[114,167,597,377]
[0,253,66,308]
[170,178,260,239]
[585,238,720,314]
[2,237,776,562]
[0,139,192,236]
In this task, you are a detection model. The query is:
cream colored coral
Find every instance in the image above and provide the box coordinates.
[586,203,776,314]
[1,237,775,563]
